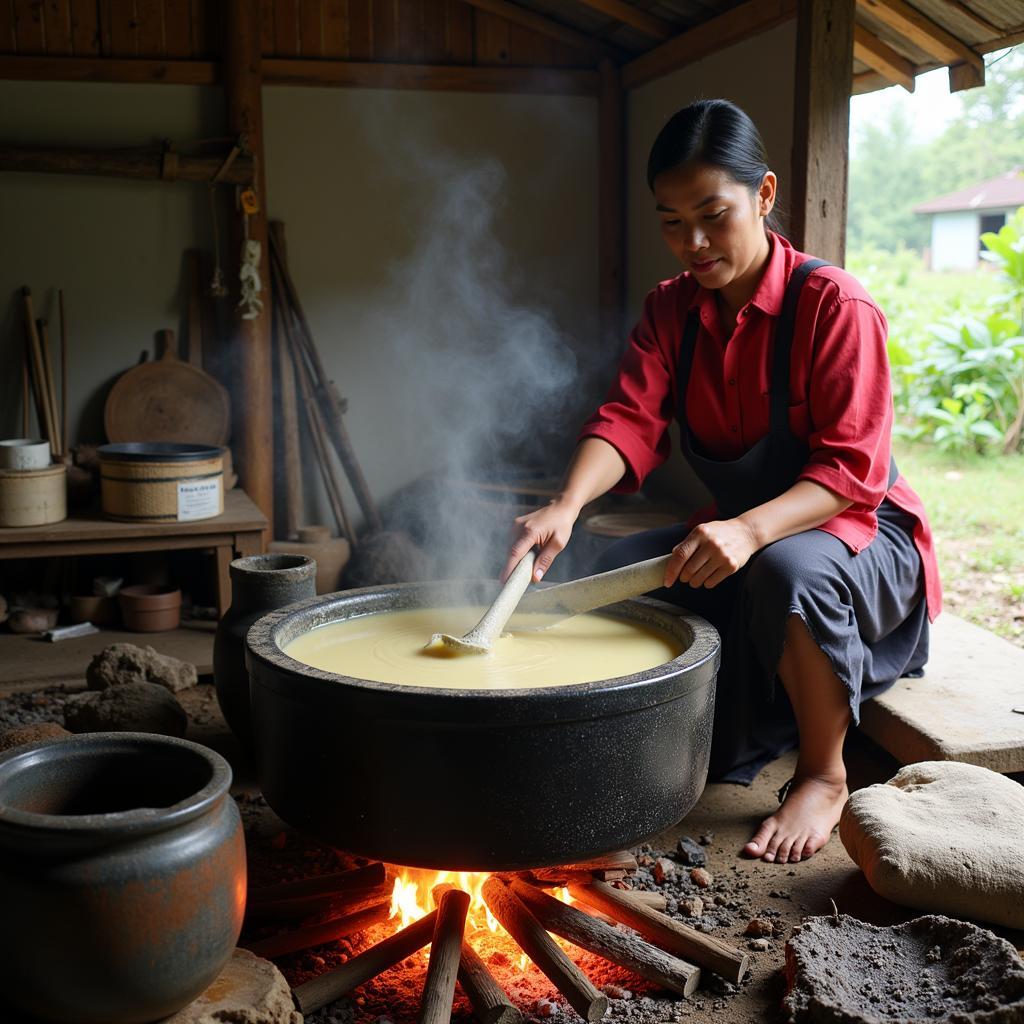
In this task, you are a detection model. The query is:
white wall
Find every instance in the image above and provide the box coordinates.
[930,211,981,271]
[619,20,798,508]
[0,81,599,534]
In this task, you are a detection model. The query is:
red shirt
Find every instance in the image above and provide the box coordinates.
[580,232,941,620]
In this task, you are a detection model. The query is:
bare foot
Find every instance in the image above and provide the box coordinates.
[743,774,849,863]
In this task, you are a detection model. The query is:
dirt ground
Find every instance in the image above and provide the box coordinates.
[3,683,1022,1024]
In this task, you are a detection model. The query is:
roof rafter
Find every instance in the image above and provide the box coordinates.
[853,22,915,91]
[938,0,1001,38]
[855,0,984,91]
[458,0,617,60]
[571,0,675,40]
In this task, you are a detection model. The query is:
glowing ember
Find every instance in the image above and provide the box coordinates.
[387,867,574,959]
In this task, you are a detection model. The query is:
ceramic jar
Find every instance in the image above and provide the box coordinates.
[214,553,316,746]
[0,732,245,1024]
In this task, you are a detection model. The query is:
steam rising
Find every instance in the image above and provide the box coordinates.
[372,149,592,581]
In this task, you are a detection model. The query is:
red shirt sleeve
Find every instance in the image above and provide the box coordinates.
[798,294,894,510]
[578,289,677,493]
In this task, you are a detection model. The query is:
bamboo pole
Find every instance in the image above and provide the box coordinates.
[21,291,57,453]
[36,319,61,457]
[58,290,68,457]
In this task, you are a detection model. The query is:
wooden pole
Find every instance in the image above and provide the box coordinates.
[508,879,700,998]
[433,884,522,1024]
[223,0,274,532]
[598,58,625,345]
[36,320,61,457]
[21,291,57,453]
[418,888,471,1024]
[58,290,68,457]
[569,879,748,984]
[481,877,608,1022]
[244,901,389,960]
[790,0,854,266]
[292,911,438,1015]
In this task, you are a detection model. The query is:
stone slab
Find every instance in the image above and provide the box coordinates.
[859,613,1024,773]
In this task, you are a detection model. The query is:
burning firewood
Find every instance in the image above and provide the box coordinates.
[419,888,471,1024]
[246,861,389,921]
[568,879,749,984]
[245,901,390,960]
[507,879,701,998]
[482,876,609,1022]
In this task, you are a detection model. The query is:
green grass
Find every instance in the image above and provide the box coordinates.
[895,440,1024,644]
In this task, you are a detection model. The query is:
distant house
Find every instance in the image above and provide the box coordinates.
[913,170,1024,272]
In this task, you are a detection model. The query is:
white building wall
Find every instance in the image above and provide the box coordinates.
[931,211,981,271]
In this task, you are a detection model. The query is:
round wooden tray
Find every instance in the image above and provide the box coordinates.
[104,330,230,446]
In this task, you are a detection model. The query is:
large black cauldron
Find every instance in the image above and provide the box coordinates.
[245,583,720,871]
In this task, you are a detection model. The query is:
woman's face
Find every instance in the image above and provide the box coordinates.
[653,161,776,291]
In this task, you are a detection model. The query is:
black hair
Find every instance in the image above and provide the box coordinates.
[646,99,782,232]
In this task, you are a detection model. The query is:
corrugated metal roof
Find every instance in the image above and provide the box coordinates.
[913,169,1024,214]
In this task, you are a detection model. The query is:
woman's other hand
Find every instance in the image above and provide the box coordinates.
[502,500,580,583]
[664,518,759,589]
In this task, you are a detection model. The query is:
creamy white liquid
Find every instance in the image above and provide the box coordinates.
[284,606,682,689]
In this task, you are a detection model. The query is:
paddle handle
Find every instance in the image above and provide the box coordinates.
[462,550,537,646]
[518,555,673,618]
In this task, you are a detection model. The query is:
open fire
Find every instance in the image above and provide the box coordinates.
[241,853,750,1021]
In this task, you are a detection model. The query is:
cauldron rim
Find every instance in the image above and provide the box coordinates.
[244,580,720,711]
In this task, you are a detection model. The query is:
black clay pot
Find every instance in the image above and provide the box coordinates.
[214,553,317,745]
[245,582,720,871]
[0,732,245,1024]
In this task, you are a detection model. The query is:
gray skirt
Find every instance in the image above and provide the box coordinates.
[593,500,929,784]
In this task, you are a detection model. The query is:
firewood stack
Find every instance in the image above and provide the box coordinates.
[242,853,750,1021]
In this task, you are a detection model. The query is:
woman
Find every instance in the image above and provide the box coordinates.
[503,99,940,865]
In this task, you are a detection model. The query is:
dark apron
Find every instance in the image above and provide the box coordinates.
[675,258,897,518]
[674,258,897,781]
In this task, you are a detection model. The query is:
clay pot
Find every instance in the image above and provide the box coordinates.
[0,732,245,1024]
[0,437,51,470]
[118,585,181,632]
[213,554,316,747]
[69,594,119,626]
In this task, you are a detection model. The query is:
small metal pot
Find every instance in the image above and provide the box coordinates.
[246,583,720,871]
[0,733,246,1024]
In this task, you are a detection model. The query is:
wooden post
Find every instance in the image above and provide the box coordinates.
[790,0,854,267]
[598,58,625,342]
[224,0,274,532]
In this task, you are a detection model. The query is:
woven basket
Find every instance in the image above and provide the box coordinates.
[0,465,67,527]
[99,444,224,523]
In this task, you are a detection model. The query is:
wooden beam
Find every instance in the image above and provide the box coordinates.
[791,0,854,267]
[853,23,915,91]
[572,0,674,40]
[855,0,983,91]
[977,25,1024,53]
[0,55,218,84]
[263,59,600,95]
[598,58,625,342]
[459,0,615,59]
[852,68,894,94]
[0,144,254,183]
[622,0,797,91]
[224,0,274,532]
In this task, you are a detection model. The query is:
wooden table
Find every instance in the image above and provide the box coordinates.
[0,489,267,616]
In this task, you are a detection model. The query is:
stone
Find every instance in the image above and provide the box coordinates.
[783,913,1024,1024]
[162,948,301,1024]
[749,939,770,952]
[676,837,706,867]
[0,722,72,753]
[653,857,675,883]
[678,897,704,918]
[64,681,187,737]
[745,918,774,937]
[534,998,559,1017]
[8,607,58,634]
[87,643,198,694]
[690,868,713,888]
[839,760,1024,929]
[698,832,714,845]
[601,985,632,1000]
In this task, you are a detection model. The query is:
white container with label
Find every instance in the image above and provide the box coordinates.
[98,443,224,523]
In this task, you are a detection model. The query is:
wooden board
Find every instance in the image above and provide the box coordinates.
[0,622,215,694]
[104,331,230,446]
[859,614,1024,774]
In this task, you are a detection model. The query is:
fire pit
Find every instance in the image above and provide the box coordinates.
[244,582,720,871]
